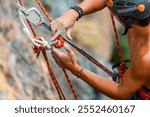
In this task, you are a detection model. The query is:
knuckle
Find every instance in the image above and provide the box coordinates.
[69,51,74,56]
[62,23,68,28]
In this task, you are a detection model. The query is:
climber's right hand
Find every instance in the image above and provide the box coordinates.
[51,9,79,40]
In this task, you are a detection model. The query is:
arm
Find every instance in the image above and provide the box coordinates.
[52,44,149,100]
[76,66,147,99]
[73,50,150,99]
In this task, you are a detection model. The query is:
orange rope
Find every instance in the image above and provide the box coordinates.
[41,47,66,100]
[110,12,126,82]
[62,69,78,100]
[18,0,126,99]
[36,0,52,22]
[36,0,78,99]
[18,0,66,100]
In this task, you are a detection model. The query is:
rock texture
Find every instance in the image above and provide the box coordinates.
[0,0,55,99]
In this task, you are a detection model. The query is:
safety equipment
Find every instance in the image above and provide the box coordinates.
[17,0,128,100]
[106,0,150,19]
[139,87,150,100]
[17,0,77,100]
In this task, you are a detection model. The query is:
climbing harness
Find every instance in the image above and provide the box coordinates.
[139,87,150,100]
[129,87,150,100]
[17,0,127,99]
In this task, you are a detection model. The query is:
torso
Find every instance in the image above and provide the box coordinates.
[127,24,150,89]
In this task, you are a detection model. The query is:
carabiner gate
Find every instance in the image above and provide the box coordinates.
[17,3,44,26]
[17,3,65,49]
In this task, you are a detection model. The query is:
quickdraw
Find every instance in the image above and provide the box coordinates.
[17,3,64,49]
[17,0,127,99]
[17,0,77,100]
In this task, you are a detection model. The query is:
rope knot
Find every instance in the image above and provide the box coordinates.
[118,62,126,82]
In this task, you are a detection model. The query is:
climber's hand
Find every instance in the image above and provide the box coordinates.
[51,9,79,41]
[52,43,81,75]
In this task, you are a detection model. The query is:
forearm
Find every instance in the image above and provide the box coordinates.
[73,66,128,100]
[79,0,106,15]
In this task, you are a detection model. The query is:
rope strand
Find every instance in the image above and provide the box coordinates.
[18,0,66,100]
[62,69,78,100]
[36,0,78,100]
[18,0,127,100]
[110,12,126,81]
[42,48,66,100]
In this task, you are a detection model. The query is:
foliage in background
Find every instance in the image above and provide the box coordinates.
[111,28,130,65]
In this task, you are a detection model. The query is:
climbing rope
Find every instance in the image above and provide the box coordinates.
[35,0,126,80]
[110,13,126,82]
[17,0,115,77]
[18,0,67,100]
[36,0,78,100]
[35,0,114,77]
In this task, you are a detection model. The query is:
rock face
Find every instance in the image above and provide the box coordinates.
[0,0,56,99]
[0,30,56,100]
[0,0,114,100]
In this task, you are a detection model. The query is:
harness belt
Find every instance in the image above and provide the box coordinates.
[139,87,150,100]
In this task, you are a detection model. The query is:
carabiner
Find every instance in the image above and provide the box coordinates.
[53,36,65,49]
[17,3,45,26]
[17,3,64,49]
[26,7,44,25]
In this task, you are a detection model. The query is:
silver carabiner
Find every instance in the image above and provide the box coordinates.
[17,3,57,49]
[17,3,44,26]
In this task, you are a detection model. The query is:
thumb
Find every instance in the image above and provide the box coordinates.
[66,27,73,40]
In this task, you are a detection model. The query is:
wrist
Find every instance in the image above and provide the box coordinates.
[70,6,84,20]
[71,65,82,76]
[76,67,85,79]
[68,9,80,21]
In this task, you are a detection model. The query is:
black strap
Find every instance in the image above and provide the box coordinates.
[112,59,131,82]
[71,6,84,20]
[42,22,51,31]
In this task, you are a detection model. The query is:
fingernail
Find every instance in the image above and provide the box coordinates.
[51,37,56,41]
